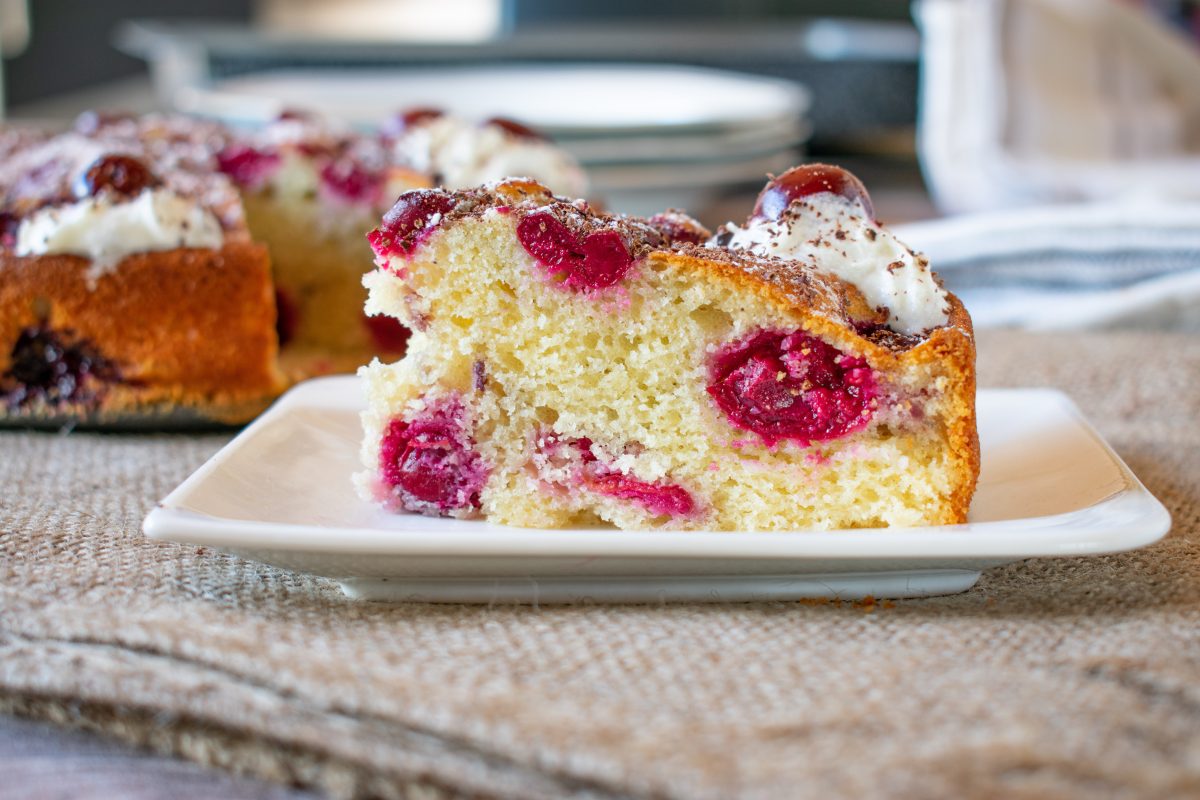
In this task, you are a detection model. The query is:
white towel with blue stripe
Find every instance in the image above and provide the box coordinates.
[895,204,1200,330]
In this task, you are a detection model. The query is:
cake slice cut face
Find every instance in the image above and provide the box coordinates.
[359,166,979,531]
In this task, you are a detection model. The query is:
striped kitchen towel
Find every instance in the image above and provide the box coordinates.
[896,203,1200,330]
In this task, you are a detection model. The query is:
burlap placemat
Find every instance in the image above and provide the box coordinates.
[2,330,1198,799]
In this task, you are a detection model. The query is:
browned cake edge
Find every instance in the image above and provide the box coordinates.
[0,243,285,424]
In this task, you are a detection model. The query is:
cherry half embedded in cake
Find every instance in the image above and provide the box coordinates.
[538,435,698,519]
[368,189,457,264]
[752,164,875,222]
[708,330,878,447]
[363,313,411,354]
[646,211,711,246]
[378,397,487,516]
[215,144,282,189]
[318,159,384,206]
[516,211,633,292]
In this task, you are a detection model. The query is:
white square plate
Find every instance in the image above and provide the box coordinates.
[143,377,1170,603]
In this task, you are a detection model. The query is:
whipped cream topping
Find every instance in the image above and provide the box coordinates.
[717,193,950,335]
[392,116,586,197]
[16,187,224,273]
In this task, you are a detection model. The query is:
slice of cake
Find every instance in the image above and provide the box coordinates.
[358,165,978,531]
[0,113,283,426]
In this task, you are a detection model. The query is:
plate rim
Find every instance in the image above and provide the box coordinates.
[179,63,812,134]
[142,379,1172,562]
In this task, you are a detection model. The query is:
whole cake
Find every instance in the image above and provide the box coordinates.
[0,113,283,425]
[358,165,979,531]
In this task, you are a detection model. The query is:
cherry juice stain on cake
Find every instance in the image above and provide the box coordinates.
[708,330,877,447]
[76,155,161,199]
[516,211,633,292]
[215,145,282,189]
[368,189,457,267]
[752,163,875,222]
[378,398,487,516]
[0,325,120,410]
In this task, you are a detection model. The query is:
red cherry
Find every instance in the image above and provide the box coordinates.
[363,313,411,353]
[484,117,547,142]
[381,107,445,137]
[586,472,695,517]
[367,189,457,262]
[75,155,161,199]
[516,211,633,292]
[319,159,383,205]
[708,330,877,446]
[379,402,486,516]
[752,164,874,222]
[215,145,281,189]
[0,212,20,248]
[647,211,710,245]
[274,288,300,348]
[276,108,315,122]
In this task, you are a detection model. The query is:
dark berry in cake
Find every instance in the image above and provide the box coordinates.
[708,330,877,446]
[753,164,875,222]
[517,211,633,292]
[368,189,457,262]
[378,399,487,516]
[76,155,162,199]
[1,325,120,410]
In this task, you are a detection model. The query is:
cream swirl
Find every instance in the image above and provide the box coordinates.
[717,193,949,335]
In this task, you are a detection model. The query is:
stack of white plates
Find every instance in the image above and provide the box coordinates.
[179,64,812,217]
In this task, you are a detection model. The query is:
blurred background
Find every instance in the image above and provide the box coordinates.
[3,0,1200,329]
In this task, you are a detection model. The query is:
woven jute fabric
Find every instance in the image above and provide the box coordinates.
[1,330,1198,799]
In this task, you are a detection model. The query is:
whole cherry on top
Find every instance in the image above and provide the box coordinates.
[751,164,875,223]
